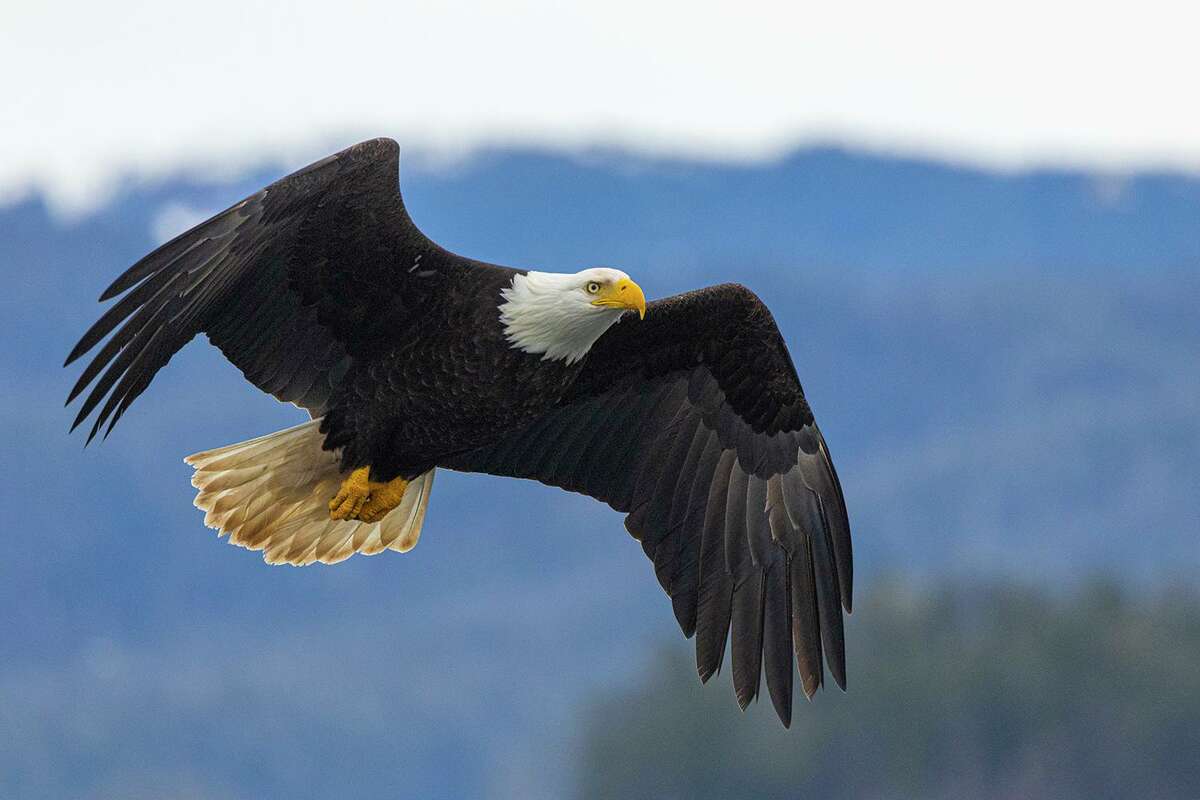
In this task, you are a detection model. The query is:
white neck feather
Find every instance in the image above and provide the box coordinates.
[498,271,627,365]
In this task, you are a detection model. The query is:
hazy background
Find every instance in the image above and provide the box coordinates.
[2,3,1198,798]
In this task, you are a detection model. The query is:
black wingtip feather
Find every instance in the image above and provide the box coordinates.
[65,365,95,407]
[761,560,794,726]
[85,415,103,445]
[96,208,234,302]
[730,570,766,710]
[99,243,178,302]
[789,541,824,700]
[817,431,854,613]
[811,494,848,691]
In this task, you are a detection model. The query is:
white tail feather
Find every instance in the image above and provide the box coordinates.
[184,419,434,566]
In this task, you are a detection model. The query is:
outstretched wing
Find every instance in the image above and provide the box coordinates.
[444,284,852,726]
[65,137,488,440]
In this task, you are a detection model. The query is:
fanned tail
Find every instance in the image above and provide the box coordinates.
[184,419,434,566]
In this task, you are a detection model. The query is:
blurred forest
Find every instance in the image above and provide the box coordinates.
[578,579,1200,800]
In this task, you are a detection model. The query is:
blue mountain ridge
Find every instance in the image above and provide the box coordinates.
[1,145,1196,799]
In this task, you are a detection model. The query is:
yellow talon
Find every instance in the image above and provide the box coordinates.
[329,466,408,522]
[358,475,409,522]
[329,466,371,520]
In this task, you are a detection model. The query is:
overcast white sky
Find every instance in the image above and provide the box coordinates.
[5,0,1199,215]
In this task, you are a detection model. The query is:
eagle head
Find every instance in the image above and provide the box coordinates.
[498,267,647,364]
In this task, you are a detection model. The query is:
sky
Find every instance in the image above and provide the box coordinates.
[5,0,1200,216]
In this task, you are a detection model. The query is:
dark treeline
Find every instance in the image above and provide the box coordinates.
[577,579,1200,800]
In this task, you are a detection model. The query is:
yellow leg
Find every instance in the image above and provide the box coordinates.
[328,466,409,523]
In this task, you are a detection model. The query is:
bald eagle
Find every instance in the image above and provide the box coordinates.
[65,138,851,726]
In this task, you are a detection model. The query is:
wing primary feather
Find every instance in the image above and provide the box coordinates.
[90,325,171,442]
[790,537,824,699]
[70,296,179,433]
[818,433,854,612]
[761,558,794,726]
[622,381,691,522]
[744,476,771,568]
[73,238,240,435]
[780,469,825,697]
[100,327,175,439]
[97,200,252,301]
[642,413,704,587]
[728,457,765,709]
[89,244,243,439]
[668,430,724,637]
[99,246,244,432]
[723,463,750,576]
[730,567,765,710]
[665,421,715,536]
[791,451,848,688]
[65,258,187,367]
[67,271,187,409]
[810,491,848,689]
[695,449,737,682]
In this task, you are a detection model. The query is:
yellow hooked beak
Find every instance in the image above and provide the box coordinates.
[591,277,647,320]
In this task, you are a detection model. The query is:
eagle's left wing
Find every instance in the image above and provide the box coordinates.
[444,283,852,726]
[64,138,493,442]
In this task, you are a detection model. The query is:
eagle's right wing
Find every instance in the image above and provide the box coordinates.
[445,284,852,727]
[65,138,489,440]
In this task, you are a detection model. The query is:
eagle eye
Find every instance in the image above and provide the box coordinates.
[586,281,601,294]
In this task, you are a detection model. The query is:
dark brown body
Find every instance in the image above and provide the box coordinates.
[325,265,582,480]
